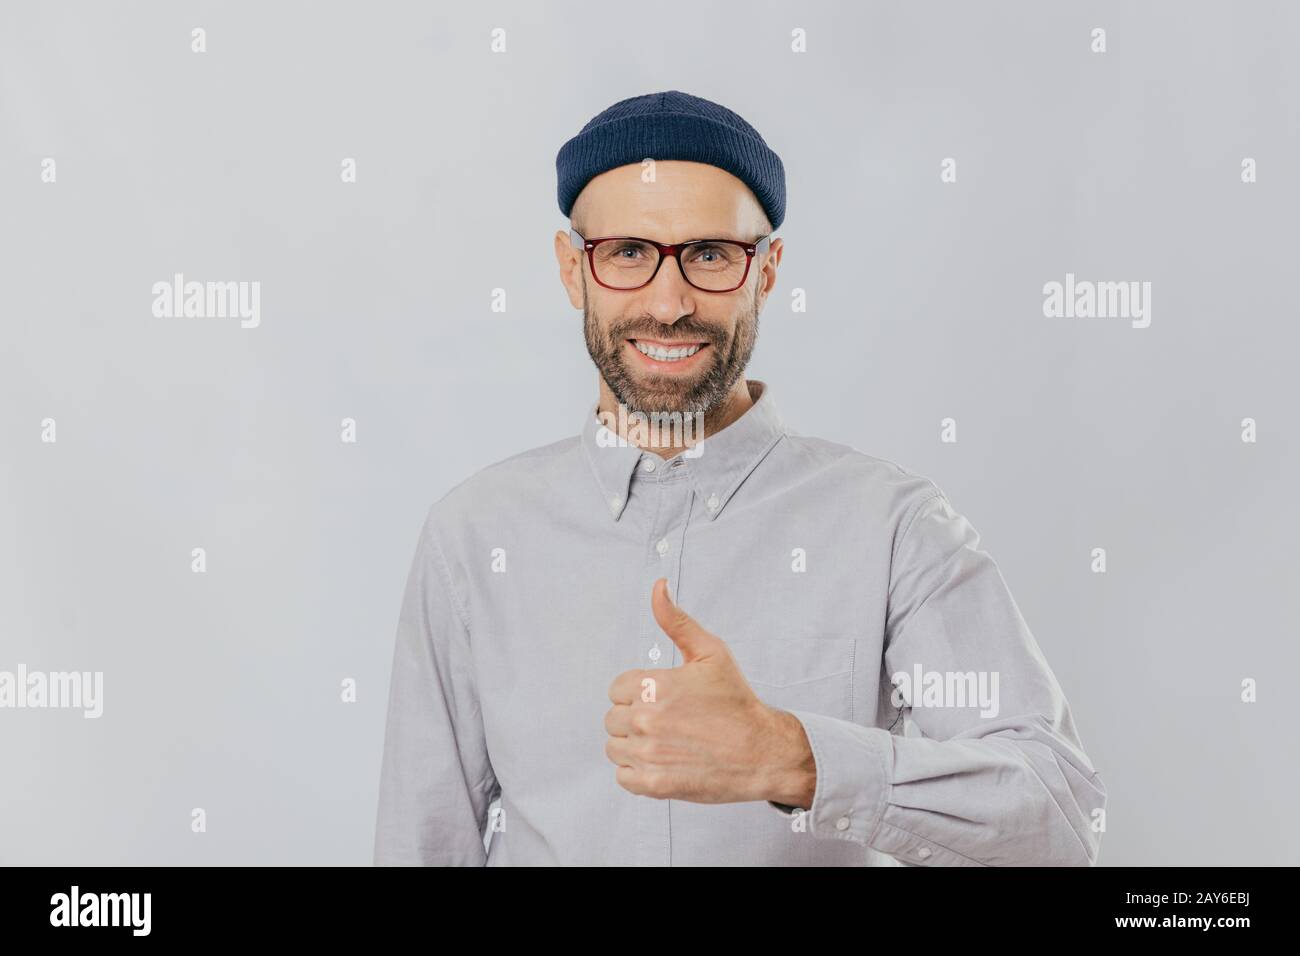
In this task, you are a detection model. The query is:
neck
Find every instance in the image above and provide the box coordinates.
[596,378,755,459]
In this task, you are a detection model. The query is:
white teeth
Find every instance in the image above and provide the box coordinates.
[634,341,702,362]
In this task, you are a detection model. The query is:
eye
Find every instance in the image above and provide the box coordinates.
[684,243,736,266]
[613,241,650,258]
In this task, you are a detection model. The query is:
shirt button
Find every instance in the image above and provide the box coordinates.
[917,847,932,860]
[641,459,656,473]
[706,494,720,511]
[609,496,621,513]
[648,645,662,663]
[655,537,669,556]
[835,816,851,831]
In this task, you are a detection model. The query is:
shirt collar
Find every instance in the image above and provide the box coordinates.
[579,379,787,522]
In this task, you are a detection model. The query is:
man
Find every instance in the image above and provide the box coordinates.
[374,90,1106,866]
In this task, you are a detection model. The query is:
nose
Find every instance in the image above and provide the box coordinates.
[643,253,696,321]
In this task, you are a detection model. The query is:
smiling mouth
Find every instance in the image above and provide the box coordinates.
[627,337,711,365]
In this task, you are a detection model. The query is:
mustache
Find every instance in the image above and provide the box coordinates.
[607,317,725,347]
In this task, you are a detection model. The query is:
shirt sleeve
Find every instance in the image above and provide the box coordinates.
[373,506,498,865]
[768,489,1107,866]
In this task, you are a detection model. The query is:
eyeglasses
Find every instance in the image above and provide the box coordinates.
[570,229,771,293]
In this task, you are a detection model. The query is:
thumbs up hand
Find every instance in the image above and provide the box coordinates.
[604,579,817,807]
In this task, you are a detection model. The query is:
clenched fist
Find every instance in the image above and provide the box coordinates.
[603,578,817,807]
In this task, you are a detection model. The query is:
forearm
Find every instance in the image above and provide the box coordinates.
[768,710,1107,867]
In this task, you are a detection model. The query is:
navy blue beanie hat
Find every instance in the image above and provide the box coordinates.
[556,90,786,231]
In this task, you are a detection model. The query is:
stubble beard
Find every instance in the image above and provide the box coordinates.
[581,272,759,417]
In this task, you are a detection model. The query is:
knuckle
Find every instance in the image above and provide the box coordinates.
[638,738,665,764]
[615,766,641,795]
[630,707,656,735]
[642,770,667,798]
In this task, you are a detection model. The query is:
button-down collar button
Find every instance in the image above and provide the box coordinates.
[648,645,662,663]
[706,494,720,511]
[641,459,656,473]
[655,537,669,556]
[835,816,851,831]
[609,496,621,513]
[917,847,932,860]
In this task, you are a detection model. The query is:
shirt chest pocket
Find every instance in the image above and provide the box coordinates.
[725,635,857,722]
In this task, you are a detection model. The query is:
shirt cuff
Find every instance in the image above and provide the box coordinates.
[763,709,893,845]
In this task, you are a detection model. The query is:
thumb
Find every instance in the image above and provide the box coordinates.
[651,578,722,663]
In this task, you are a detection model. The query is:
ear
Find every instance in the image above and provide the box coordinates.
[755,236,783,311]
[555,229,585,310]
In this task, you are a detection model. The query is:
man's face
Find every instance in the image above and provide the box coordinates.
[560,162,777,417]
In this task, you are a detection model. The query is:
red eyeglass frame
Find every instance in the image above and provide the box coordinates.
[570,229,771,293]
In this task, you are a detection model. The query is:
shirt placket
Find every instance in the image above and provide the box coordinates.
[632,453,691,867]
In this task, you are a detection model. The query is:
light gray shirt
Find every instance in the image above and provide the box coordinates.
[374,380,1106,866]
